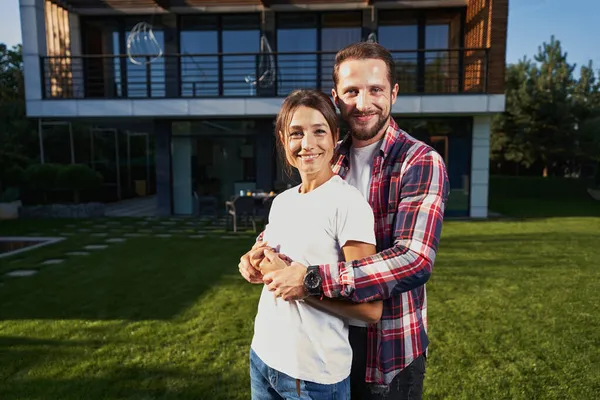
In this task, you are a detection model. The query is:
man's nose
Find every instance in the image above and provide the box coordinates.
[355,91,369,111]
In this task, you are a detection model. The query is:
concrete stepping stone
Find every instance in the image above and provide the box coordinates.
[84,244,108,250]
[91,233,108,237]
[138,229,153,233]
[78,228,91,232]
[66,224,77,228]
[107,221,121,225]
[220,236,238,239]
[106,238,126,243]
[124,233,143,237]
[155,234,172,238]
[41,259,64,265]
[5,270,38,277]
[66,251,89,256]
[189,235,205,239]
[160,221,176,225]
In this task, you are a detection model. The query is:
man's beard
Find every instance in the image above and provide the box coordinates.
[345,109,390,142]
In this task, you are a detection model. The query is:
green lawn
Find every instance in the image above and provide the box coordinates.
[0,211,599,399]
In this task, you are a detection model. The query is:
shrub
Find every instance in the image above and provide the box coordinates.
[57,164,104,203]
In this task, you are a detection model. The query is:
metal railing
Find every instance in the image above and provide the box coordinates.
[40,48,489,99]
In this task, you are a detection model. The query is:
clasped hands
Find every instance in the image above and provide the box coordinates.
[238,240,308,301]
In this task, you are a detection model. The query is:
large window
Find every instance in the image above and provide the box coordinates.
[276,13,318,95]
[320,12,362,91]
[397,117,472,217]
[222,15,261,96]
[378,11,419,93]
[180,15,218,97]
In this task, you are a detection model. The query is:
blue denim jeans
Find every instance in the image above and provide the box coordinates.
[250,348,350,400]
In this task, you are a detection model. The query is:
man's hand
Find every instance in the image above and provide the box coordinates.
[263,262,308,301]
[238,241,270,284]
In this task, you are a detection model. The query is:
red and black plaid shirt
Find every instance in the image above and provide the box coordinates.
[321,117,450,386]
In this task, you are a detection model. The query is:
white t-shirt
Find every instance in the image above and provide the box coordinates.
[251,175,376,384]
[344,140,382,326]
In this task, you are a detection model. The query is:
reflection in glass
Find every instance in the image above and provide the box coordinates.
[277,29,317,95]
[180,31,218,97]
[397,118,471,216]
[320,27,361,91]
[378,25,418,93]
[425,24,451,93]
[223,30,260,96]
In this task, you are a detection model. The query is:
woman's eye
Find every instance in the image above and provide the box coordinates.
[315,129,326,135]
[289,131,302,137]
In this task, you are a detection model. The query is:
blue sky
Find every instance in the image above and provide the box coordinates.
[1,0,599,73]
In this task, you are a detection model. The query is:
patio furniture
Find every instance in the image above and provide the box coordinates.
[225,196,257,232]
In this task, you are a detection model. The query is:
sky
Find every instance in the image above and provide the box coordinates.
[1,0,599,73]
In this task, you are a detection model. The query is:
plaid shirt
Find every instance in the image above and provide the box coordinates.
[320,117,450,387]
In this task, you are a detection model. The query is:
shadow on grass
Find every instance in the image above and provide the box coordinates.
[0,364,248,400]
[0,237,253,322]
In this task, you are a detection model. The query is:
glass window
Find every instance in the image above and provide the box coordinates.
[397,118,471,217]
[180,15,219,97]
[277,13,318,95]
[378,12,419,93]
[123,18,165,98]
[425,20,451,93]
[320,12,362,91]
[222,14,261,96]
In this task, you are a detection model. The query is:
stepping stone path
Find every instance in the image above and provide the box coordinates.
[156,234,172,238]
[5,270,38,277]
[85,245,108,250]
[106,238,126,243]
[189,235,205,239]
[66,251,90,256]
[124,233,143,237]
[92,233,108,237]
[78,228,91,232]
[40,259,64,265]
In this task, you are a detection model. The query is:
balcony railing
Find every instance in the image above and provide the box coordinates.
[40,48,489,100]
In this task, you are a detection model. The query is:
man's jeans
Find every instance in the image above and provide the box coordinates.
[250,348,350,400]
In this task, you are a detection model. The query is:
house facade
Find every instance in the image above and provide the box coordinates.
[19,0,509,218]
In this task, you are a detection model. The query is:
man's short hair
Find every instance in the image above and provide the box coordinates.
[332,42,397,89]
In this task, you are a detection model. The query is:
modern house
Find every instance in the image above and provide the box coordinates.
[19,0,508,218]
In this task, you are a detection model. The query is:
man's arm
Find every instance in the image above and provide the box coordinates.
[306,240,382,324]
[320,148,449,302]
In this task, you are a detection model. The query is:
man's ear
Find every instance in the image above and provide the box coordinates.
[390,83,399,105]
[331,89,340,109]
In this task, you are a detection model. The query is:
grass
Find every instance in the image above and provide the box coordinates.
[0,200,599,399]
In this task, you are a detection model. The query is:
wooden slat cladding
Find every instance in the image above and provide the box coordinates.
[45,0,73,98]
[464,0,507,94]
[56,0,452,10]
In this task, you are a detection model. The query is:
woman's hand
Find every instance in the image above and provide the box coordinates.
[259,249,290,275]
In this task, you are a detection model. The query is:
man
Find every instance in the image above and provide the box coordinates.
[240,42,449,399]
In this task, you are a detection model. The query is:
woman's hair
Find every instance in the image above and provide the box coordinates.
[274,89,339,177]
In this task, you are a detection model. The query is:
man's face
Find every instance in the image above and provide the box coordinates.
[332,59,399,144]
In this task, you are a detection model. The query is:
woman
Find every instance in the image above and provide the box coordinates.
[249,89,381,399]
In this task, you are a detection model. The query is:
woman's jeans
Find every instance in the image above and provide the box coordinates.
[249,348,350,400]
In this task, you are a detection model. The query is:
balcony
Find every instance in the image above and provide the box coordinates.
[40,48,489,100]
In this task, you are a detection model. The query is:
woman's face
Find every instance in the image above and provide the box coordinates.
[282,106,335,177]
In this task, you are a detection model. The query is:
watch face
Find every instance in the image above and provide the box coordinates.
[306,271,321,289]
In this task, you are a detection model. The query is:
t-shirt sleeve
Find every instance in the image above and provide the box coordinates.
[335,187,377,248]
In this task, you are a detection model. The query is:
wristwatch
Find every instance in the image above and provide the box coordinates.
[303,265,323,296]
